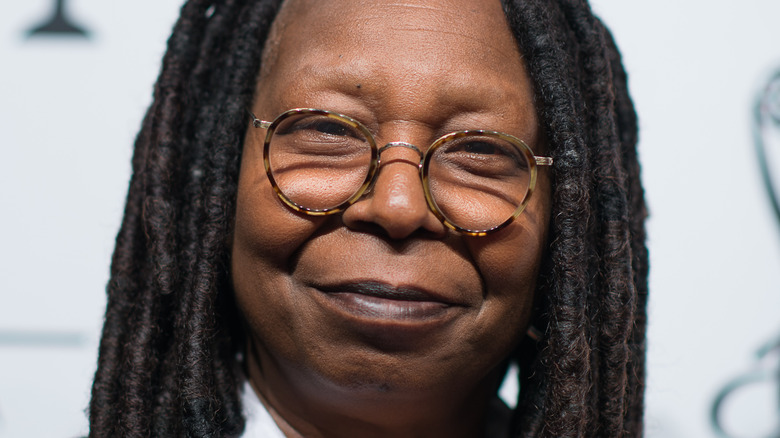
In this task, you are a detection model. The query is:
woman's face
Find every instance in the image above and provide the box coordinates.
[232,0,550,415]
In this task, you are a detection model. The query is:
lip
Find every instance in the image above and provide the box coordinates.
[317,282,456,320]
[308,281,464,345]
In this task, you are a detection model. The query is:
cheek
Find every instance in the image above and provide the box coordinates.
[465,194,550,341]
[233,184,315,264]
[231,146,329,354]
[472,227,543,312]
[232,131,324,266]
[230,135,330,338]
[479,219,547,287]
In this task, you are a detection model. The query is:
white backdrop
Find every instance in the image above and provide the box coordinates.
[1,1,779,437]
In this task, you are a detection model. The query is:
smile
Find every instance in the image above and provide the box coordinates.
[313,281,460,324]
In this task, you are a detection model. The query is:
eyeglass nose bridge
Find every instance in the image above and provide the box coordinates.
[364,142,425,195]
[376,142,424,168]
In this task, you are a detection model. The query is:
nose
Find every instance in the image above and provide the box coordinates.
[342,142,447,240]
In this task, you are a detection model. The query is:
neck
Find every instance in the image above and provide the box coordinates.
[245,342,502,438]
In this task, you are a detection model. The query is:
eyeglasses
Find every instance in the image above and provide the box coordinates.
[249,108,553,236]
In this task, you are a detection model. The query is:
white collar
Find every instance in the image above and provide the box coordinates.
[241,380,286,438]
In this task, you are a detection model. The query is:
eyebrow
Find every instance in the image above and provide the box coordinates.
[291,61,525,116]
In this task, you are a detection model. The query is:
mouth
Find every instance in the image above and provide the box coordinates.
[314,281,460,322]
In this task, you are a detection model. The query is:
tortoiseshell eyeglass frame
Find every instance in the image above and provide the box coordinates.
[248,108,553,236]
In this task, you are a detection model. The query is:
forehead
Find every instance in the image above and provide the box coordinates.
[273,0,516,53]
[258,0,537,140]
[265,0,521,76]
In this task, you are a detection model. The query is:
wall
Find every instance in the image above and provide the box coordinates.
[589,1,780,436]
[1,1,778,437]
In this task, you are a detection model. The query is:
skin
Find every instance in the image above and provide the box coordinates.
[231,0,551,436]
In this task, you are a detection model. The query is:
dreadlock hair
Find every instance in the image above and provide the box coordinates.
[89,0,648,436]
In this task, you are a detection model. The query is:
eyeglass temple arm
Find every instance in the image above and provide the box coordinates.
[535,156,554,166]
[246,108,272,129]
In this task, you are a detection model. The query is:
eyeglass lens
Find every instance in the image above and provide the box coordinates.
[427,134,531,232]
[266,112,533,232]
[267,113,373,210]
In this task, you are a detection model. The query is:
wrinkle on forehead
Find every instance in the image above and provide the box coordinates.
[262,0,521,74]
[256,0,539,143]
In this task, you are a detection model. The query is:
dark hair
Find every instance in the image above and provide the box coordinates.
[89,0,648,436]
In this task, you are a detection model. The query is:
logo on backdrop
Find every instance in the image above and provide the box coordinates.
[754,70,780,226]
[710,68,780,438]
[27,0,90,38]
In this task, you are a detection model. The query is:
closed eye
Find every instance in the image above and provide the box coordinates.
[288,117,363,140]
[461,141,507,156]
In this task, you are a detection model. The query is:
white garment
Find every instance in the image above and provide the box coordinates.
[241,380,286,438]
[240,380,511,438]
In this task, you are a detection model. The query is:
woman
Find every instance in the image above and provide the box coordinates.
[89,0,648,436]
